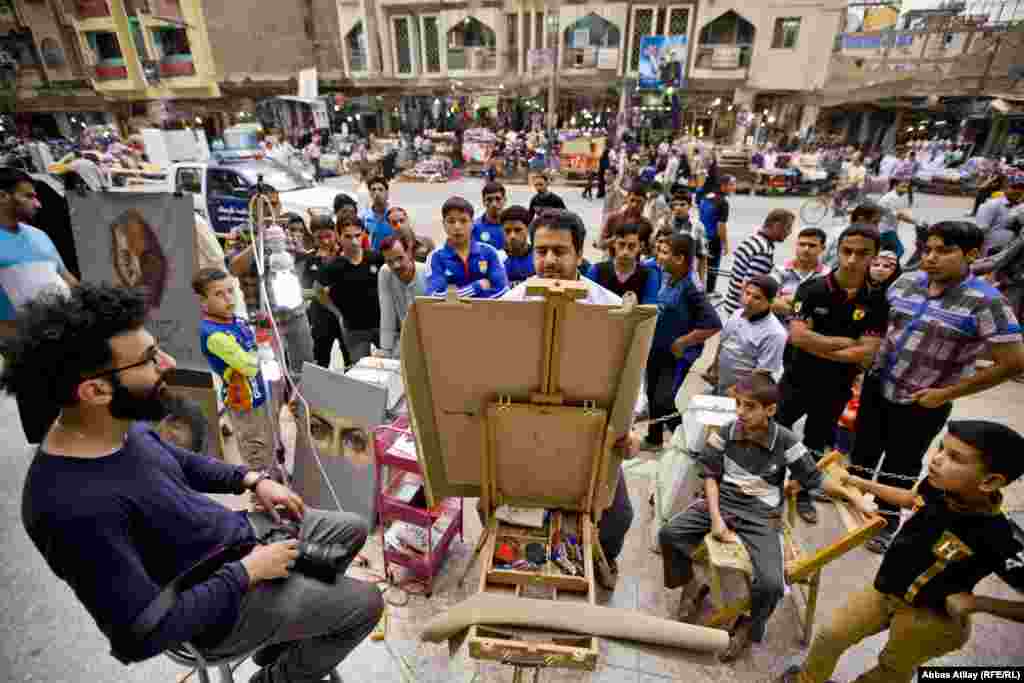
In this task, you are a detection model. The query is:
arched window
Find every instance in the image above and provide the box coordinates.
[699,11,755,46]
[41,38,66,67]
[697,11,755,68]
[447,17,495,70]
[346,21,367,72]
[563,13,621,49]
[447,16,496,49]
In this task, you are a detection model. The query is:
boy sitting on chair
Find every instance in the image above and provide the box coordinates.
[776,420,1024,683]
[658,374,872,662]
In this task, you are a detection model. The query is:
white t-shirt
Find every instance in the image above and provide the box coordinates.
[877,191,909,234]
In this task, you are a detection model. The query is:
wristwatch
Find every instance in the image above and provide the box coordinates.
[245,470,273,492]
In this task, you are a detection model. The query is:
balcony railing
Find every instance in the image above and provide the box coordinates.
[695,45,752,70]
[348,49,367,72]
[447,46,496,72]
[159,55,194,77]
[76,0,111,19]
[93,62,127,79]
[563,47,598,69]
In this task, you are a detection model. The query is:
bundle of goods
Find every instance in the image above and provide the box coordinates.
[401,156,452,183]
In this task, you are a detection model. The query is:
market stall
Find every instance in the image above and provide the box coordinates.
[558,132,606,182]
[461,127,498,177]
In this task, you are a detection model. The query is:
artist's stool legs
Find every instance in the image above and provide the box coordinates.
[511,665,541,683]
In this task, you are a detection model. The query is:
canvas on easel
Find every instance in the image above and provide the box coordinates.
[401,280,659,671]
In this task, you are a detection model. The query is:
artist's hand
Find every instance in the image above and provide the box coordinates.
[910,387,952,409]
[241,540,299,583]
[613,433,640,460]
[253,479,306,524]
[711,519,738,544]
[945,592,977,621]
[852,494,879,517]
[671,337,689,359]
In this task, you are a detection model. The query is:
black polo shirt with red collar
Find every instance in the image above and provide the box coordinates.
[785,271,889,384]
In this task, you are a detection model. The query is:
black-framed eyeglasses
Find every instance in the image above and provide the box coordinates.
[84,346,163,380]
[483,196,505,204]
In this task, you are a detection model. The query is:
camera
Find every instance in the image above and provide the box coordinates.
[259,521,349,584]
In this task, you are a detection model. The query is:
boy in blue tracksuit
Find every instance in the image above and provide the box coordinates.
[426,196,508,298]
[472,181,506,252]
[499,205,535,287]
[644,232,722,449]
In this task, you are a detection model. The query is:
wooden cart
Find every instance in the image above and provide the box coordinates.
[401,281,659,675]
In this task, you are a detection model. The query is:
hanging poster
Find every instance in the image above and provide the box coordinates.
[69,192,204,372]
[638,35,687,90]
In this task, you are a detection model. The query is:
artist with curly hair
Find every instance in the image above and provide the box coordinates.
[5,284,383,681]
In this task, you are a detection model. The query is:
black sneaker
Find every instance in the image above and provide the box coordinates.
[865,527,894,555]
[252,642,289,667]
[796,492,818,525]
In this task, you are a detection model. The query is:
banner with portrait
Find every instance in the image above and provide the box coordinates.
[638,35,688,90]
[69,192,203,372]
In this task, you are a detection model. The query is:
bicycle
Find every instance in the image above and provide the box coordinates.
[800,184,864,226]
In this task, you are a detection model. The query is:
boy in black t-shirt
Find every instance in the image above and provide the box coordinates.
[318,217,384,363]
[776,420,1024,683]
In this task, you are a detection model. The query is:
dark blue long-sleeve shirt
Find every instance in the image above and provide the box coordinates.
[21,423,256,664]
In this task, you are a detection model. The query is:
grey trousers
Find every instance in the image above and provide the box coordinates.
[658,499,785,642]
[206,508,384,682]
[279,314,316,383]
[341,328,380,365]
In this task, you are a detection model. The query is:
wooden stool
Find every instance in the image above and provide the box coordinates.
[692,504,822,645]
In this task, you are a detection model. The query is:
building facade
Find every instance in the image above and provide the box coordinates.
[328,0,846,140]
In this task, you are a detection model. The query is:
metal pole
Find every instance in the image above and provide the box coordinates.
[546,1,560,133]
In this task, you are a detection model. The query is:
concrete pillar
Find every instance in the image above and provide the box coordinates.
[799,104,819,142]
[731,88,756,146]
[857,111,872,146]
[518,8,525,74]
[376,3,393,76]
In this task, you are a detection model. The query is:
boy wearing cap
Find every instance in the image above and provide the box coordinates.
[776,420,1024,683]
[716,275,788,396]
[426,196,508,299]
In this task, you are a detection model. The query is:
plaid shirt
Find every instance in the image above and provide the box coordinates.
[874,271,1022,403]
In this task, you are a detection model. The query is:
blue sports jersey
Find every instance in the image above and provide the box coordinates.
[426,241,508,299]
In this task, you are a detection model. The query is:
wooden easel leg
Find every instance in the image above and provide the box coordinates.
[802,570,821,646]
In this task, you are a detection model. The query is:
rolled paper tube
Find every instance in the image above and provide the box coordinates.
[420,593,731,654]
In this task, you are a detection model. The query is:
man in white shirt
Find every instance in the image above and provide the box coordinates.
[976,180,1024,256]
[876,180,914,257]
[501,209,634,589]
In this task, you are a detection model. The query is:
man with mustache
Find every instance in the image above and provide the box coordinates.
[6,284,383,682]
[502,209,638,590]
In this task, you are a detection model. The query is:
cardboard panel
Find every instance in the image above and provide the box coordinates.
[292,361,386,524]
[402,295,657,509]
[488,404,607,510]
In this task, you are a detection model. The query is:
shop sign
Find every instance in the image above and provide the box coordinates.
[528,48,554,73]
[597,48,619,70]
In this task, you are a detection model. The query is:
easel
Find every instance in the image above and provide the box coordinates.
[403,280,656,681]
[469,279,600,680]
[693,450,886,644]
